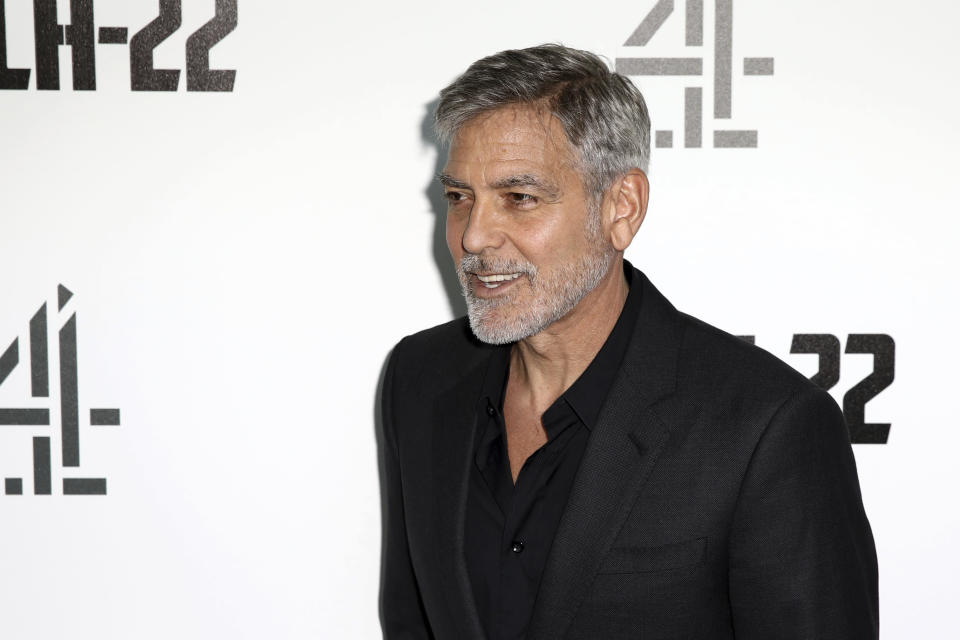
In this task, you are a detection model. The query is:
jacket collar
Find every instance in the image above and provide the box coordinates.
[526,266,683,639]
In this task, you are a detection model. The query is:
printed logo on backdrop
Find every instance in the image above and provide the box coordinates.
[738,334,895,444]
[0,286,120,496]
[0,0,237,91]
[616,0,772,149]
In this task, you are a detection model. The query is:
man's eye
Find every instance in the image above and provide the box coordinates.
[445,191,467,204]
[509,193,537,205]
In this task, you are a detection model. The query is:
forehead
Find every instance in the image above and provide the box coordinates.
[444,105,577,179]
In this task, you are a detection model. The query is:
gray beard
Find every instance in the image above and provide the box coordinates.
[457,236,616,345]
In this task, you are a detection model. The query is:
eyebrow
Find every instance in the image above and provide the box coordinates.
[490,174,561,199]
[437,172,561,200]
[437,173,471,190]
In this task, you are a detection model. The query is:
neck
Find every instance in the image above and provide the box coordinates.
[509,257,629,412]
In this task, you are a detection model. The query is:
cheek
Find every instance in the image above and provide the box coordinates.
[515,213,579,265]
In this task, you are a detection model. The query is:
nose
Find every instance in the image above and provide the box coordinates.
[460,198,504,255]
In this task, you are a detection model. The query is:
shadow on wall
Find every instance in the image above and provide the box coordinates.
[373,104,467,629]
[421,98,468,320]
[372,103,468,632]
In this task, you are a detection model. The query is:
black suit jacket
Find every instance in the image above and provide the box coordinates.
[379,268,878,639]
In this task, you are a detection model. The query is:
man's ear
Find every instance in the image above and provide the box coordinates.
[606,170,649,252]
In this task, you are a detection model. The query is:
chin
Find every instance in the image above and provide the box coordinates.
[467,304,547,345]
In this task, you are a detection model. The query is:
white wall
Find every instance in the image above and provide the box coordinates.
[0,0,957,637]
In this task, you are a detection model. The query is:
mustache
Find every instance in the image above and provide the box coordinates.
[459,254,537,278]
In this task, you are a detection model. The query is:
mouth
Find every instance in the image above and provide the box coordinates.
[470,272,524,296]
[475,272,521,288]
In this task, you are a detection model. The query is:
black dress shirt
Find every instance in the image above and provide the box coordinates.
[464,265,642,640]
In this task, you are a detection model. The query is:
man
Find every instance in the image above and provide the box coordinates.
[380,44,878,639]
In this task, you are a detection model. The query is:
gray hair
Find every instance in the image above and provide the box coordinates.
[435,44,651,205]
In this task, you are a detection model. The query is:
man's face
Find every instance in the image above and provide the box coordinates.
[442,105,616,344]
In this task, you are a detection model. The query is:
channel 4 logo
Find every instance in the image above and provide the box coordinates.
[617,0,773,148]
[0,285,120,496]
[0,0,237,91]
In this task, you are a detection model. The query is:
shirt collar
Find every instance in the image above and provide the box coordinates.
[477,260,642,432]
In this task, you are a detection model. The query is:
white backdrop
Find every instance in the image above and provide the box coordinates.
[0,0,957,637]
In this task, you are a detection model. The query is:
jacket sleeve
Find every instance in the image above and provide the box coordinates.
[728,386,879,639]
[379,343,434,639]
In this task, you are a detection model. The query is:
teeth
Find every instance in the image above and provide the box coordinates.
[477,273,521,284]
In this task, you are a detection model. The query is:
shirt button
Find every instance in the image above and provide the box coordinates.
[487,404,495,416]
[511,540,524,554]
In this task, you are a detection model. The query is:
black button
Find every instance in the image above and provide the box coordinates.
[487,404,496,416]
[511,540,524,554]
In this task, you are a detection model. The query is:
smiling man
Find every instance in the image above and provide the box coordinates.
[380,45,878,640]
[441,106,622,353]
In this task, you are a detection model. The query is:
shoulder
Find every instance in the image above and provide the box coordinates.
[387,316,493,396]
[675,312,813,402]
[666,310,849,460]
[630,267,813,407]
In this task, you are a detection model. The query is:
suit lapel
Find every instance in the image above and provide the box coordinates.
[431,350,498,640]
[527,270,685,640]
